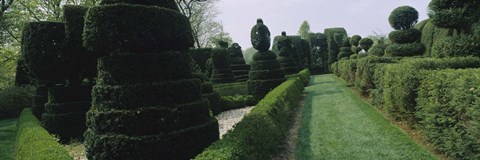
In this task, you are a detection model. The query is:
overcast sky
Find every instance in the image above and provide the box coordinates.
[217,0,430,49]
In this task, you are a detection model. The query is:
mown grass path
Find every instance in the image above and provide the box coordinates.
[0,118,17,160]
[295,74,436,160]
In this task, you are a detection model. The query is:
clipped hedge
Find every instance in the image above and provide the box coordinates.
[213,82,248,96]
[416,69,480,159]
[388,29,422,44]
[324,28,347,65]
[248,51,285,101]
[354,56,397,95]
[219,95,256,111]
[15,108,72,160]
[195,77,304,160]
[189,48,212,72]
[384,42,425,57]
[337,59,358,85]
[383,57,480,121]
[285,69,311,86]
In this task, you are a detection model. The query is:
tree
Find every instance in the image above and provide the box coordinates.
[298,20,310,39]
[176,0,230,48]
[0,0,13,17]
[208,23,233,48]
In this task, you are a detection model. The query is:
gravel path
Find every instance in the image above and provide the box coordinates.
[215,106,255,138]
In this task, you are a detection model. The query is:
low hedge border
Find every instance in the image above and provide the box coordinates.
[15,108,72,160]
[213,82,248,96]
[195,77,305,159]
[219,95,256,111]
[285,68,311,86]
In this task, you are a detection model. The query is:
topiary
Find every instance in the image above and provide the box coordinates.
[428,0,480,34]
[359,38,373,52]
[368,43,388,57]
[388,28,422,44]
[228,43,249,82]
[431,34,480,57]
[350,54,358,59]
[250,18,271,52]
[210,48,236,83]
[384,42,425,57]
[275,31,299,75]
[350,35,362,47]
[389,6,418,30]
[324,27,347,66]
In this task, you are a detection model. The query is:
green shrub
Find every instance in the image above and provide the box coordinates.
[359,38,373,52]
[370,63,390,106]
[431,34,480,57]
[357,53,368,59]
[285,69,311,86]
[211,48,235,83]
[349,54,358,59]
[383,57,480,121]
[428,0,480,33]
[331,62,339,76]
[99,0,180,10]
[350,35,362,46]
[14,58,34,87]
[250,19,271,52]
[388,29,422,44]
[189,48,212,73]
[419,20,451,56]
[368,44,388,57]
[15,108,72,160]
[324,28,347,65]
[0,86,35,119]
[384,43,425,57]
[388,6,418,30]
[355,56,397,96]
[213,82,248,96]
[248,51,285,101]
[416,69,480,159]
[195,78,304,160]
[83,4,193,56]
[337,47,352,60]
[220,95,256,111]
[337,59,358,85]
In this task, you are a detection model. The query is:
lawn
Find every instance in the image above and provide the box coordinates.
[0,118,17,160]
[295,74,436,159]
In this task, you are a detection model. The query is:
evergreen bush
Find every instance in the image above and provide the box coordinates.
[275,32,299,75]
[324,28,347,66]
[385,6,425,57]
[211,48,236,83]
[388,6,419,30]
[228,43,250,82]
[359,38,373,52]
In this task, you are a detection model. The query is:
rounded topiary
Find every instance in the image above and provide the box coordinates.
[359,38,374,52]
[428,0,480,33]
[250,18,271,52]
[389,6,418,30]
[388,29,421,44]
[85,2,219,159]
[83,4,194,57]
[210,48,235,83]
[21,22,66,84]
[368,44,388,57]
[384,42,425,57]
[228,43,249,82]
[350,35,362,46]
[99,0,179,11]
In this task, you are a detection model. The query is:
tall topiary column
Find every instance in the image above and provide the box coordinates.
[275,31,299,75]
[248,18,286,101]
[336,33,352,60]
[350,35,362,56]
[41,5,94,143]
[324,27,347,67]
[21,22,66,120]
[83,1,219,159]
[228,43,250,82]
[385,6,425,57]
[210,47,236,83]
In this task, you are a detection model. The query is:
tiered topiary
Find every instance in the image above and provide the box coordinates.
[350,35,362,57]
[385,6,425,57]
[358,38,373,58]
[248,18,286,101]
[324,27,347,66]
[228,43,250,82]
[335,33,352,60]
[210,47,236,83]
[276,31,299,75]
[83,1,219,159]
[193,73,221,115]
[41,5,94,143]
[21,22,66,120]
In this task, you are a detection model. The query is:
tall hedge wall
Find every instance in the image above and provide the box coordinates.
[419,19,451,56]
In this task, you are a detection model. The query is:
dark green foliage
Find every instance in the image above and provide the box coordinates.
[219,95,256,111]
[383,57,480,122]
[42,86,91,143]
[388,29,422,44]
[354,56,397,96]
[419,20,451,56]
[431,34,480,57]
[417,69,480,159]
[189,48,212,73]
[196,78,304,160]
[389,6,419,30]
[228,43,245,64]
[32,85,48,120]
[275,34,299,75]
[428,0,480,33]
[14,58,34,86]
[250,19,271,52]
[414,19,429,30]
[368,44,388,56]
[384,43,425,57]
[213,82,248,96]
[325,28,347,66]
[21,22,65,83]
[99,0,179,11]
[309,33,329,73]
[0,86,34,119]
[194,73,222,115]
[350,35,362,46]
[227,43,249,82]
[285,69,311,86]
[337,47,352,60]
[211,48,235,83]
[86,119,219,160]
[64,5,88,51]
[248,51,285,100]
[15,108,72,160]
[359,38,373,52]
[350,54,358,59]
[371,63,390,105]
[83,4,193,56]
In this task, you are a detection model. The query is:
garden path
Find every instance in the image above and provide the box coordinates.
[0,118,17,160]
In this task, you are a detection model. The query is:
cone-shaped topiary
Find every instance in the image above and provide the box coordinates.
[385,6,425,57]
[42,86,91,143]
[211,48,236,83]
[194,73,221,115]
[275,31,299,75]
[21,22,66,119]
[84,1,219,159]
[228,43,250,82]
[248,19,285,101]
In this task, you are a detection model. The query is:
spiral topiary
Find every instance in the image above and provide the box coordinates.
[84,1,219,159]
[248,19,286,101]
[210,48,236,83]
[385,6,425,57]
[275,31,299,75]
[228,43,249,82]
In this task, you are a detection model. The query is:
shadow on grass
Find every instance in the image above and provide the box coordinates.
[0,118,17,160]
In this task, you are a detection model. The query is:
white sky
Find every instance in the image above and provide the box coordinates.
[217,0,431,49]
